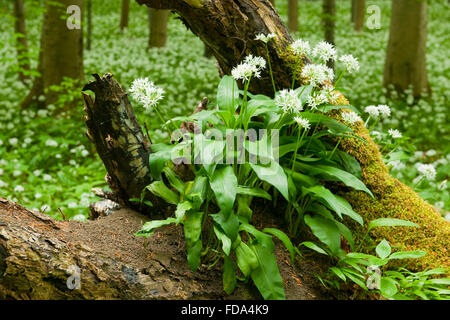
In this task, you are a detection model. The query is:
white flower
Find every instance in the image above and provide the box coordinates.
[434,201,444,209]
[438,180,447,190]
[244,54,267,71]
[33,170,41,176]
[0,168,3,176]
[81,150,89,157]
[45,139,58,147]
[40,204,51,212]
[307,92,328,109]
[35,193,42,199]
[0,139,3,146]
[377,105,391,117]
[255,33,277,43]
[0,180,6,188]
[294,117,310,130]
[364,105,379,117]
[9,138,18,146]
[322,84,340,104]
[290,39,311,56]
[388,129,402,139]
[231,62,260,82]
[425,149,437,157]
[339,54,360,73]
[14,185,24,193]
[43,174,52,181]
[129,78,165,109]
[24,137,32,144]
[72,214,87,222]
[341,111,362,125]
[275,89,303,113]
[301,64,333,87]
[417,163,436,181]
[68,202,78,208]
[312,41,337,62]
[389,160,406,171]
[13,170,22,177]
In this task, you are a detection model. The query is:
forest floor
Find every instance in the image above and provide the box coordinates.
[0,1,448,223]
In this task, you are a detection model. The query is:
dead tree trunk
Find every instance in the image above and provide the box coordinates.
[13,0,30,84]
[120,0,131,31]
[148,8,169,48]
[383,0,430,97]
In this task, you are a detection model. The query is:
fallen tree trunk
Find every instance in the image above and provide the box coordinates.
[0,198,327,299]
[132,0,449,273]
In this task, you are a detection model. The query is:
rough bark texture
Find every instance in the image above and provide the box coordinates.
[13,0,30,84]
[82,74,158,214]
[135,0,449,273]
[322,0,336,71]
[148,9,169,48]
[120,0,131,31]
[0,198,328,300]
[383,0,430,97]
[288,0,299,33]
[353,0,365,32]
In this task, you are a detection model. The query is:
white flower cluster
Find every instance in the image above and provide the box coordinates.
[364,104,391,118]
[301,64,334,87]
[339,55,360,74]
[275,89,303,114]
[290,39,311,56]
[322,84,340,104]
[129,78,165,109]
[232,55,266,82]
[294,116,310,130]
[255,33,277,43]
[417,163,437,181]
[341,111,362,125]
[312,41,337,62]
[388,128,402,139]
[307,92,328,109]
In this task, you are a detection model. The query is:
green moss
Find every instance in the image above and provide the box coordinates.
[278,48,306,86]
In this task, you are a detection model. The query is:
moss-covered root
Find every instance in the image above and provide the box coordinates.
[337,107,449,274]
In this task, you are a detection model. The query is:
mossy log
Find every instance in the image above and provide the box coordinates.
[136,0,449,273]
[0,198,326,299]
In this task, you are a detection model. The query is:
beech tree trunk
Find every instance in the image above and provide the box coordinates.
[353,0,365,32]
[22,0,84,108]
[288,0,299,33]
[120,0,130,31]
[13,0,30,84]
[322,0,336,71]
[86,0,92,50]
[383,0,430,97]
[351,0,356,22]
[148,8,169,48]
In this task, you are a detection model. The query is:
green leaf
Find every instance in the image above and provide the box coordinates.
[299,112,353,135]
[135,218,177,237]
[237,195,252,223]
[149,143,175,179]
[213,226,232,256]
[368,218,420,231]
[303,185,344,219]
[299,241,328,255]
[389,250,427,260]
[174,201,192,223]
[210,211,240,242]
[210,166,237,214]
[217,75,239,115]
[223,256,237,295]
[304,214,341,255]
[146,181,179,205]
[376,240,392,259]
[235,241,259,277]
[425,278,450,286]
[186,175,208,209]
[250,161,289,200]
[239,223,273,249]
[184,211,204,271]
[263,228,295,264]
[330,267,347,282]
[162,167,185,194]
[237,186,272,200]
[380,277,398,298]
[249,242,286,300]
[318,104,361,115]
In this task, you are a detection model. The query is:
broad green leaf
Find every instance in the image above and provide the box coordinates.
[342,270,367,290]
[135,218,177,237]
[263,228,295,264]
[210,166,237,214]
[217,75,239,115]
[335,221,355,250]
[239,223,273,249]
[376,239,392,259]
[368,218,420,231]
[303,185,344,219]
[299,112,353,135]
[162,167,185,194]
[250,161,289,200]
[330,267,347,282]
[146,181,179,205]
[237,195,252,223]
[223,256,237,295]
[237,185,272,200]
[380,277,398,298]
[299,241,328,255]
[304,214,341,255]
[210,211,240,242]
[249,243,286,300]
[235,241,259,277]
[318,104,361,114]
[186,175,208,209]
[425,278,450,286]
[149,143,175,179]
[214,226,232,256]
[184,211,204,271]
[389,250,427,260]
[174,201,192,223]
[337,150,362,178]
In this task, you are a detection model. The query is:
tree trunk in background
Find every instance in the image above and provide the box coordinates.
[86,0,92,50]
[21,0,84,108]
[322,0,336,71]
[13,0,30,84]
[148,8,169,48]
[353,0,365,32]
[383,0,430,97]
[120,0,130,31]
[351,0,356,22]
[269,0,275,6]
[288,0,299,33]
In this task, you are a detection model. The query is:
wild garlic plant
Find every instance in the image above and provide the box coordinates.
[129,35,440,300]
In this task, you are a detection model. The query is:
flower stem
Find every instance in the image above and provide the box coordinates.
[291,56,301,89]
[265,43,277,96]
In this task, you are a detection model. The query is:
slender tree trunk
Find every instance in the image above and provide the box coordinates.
[288,0,299,33]
[351,0,356,22]
[120,0,130,31]
[86,0,92,50]
[148,8,169,48]
[13,0,30,84]
[353,0,365,32]
[322,0,336,71]
[383,0,430,97]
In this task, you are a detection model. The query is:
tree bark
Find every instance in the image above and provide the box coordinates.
[148,8,169,48]
[13,0,30,84]
[22,0,84,108]
[383,0,430,97]
[353,0,365,32]
[134,0,449,273]
[351,0,356,22]
[322,0,336,71]
[120,0,131,31]
[86,0,92,50]
[288,0,299,33]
